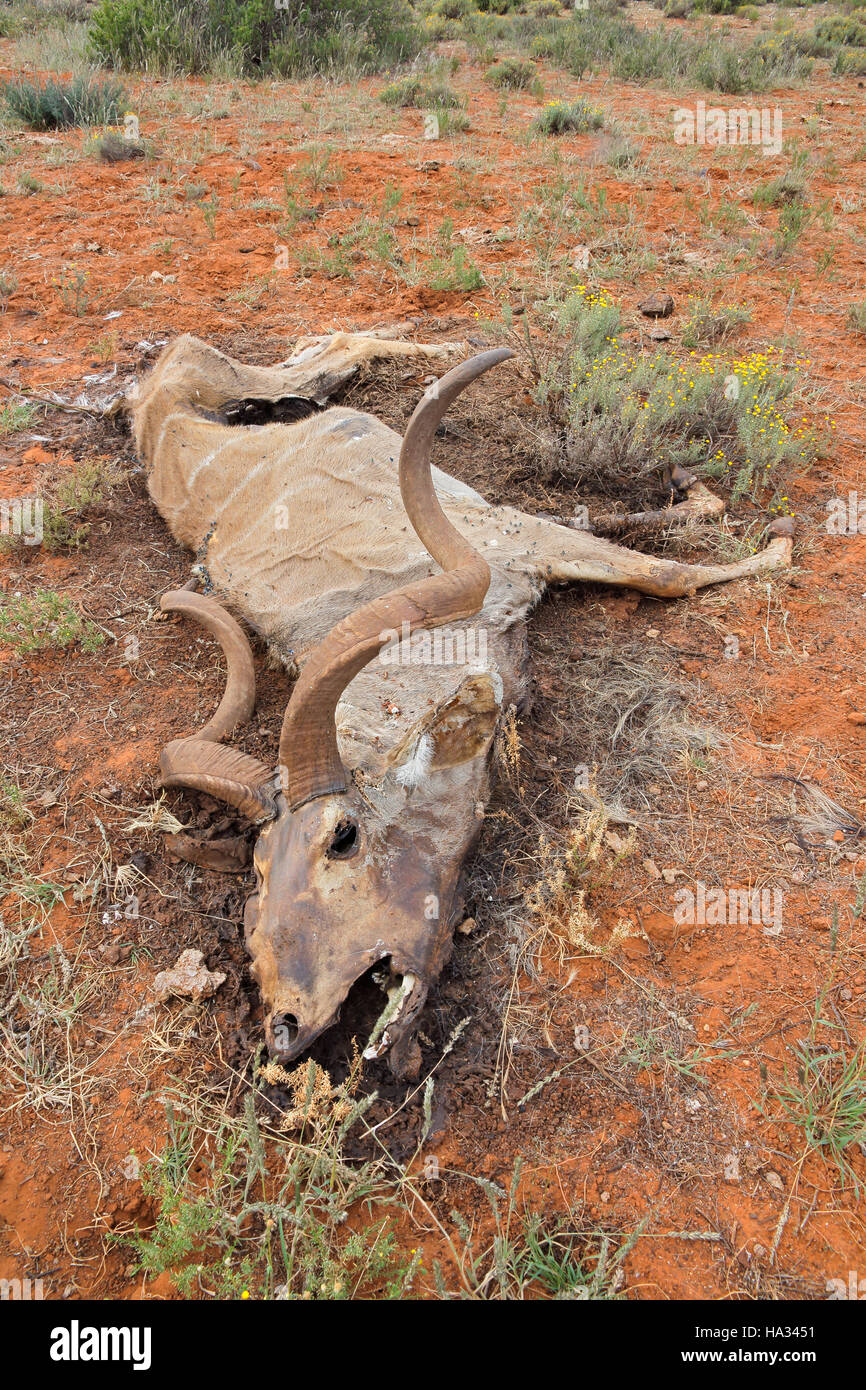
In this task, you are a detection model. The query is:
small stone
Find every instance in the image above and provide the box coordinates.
[846,712,866,725]
[642,858,661,880]
[457,917,476,935]
[645,627,660,639]
[638,293,674,319]
[661,868,679,885]
[764,1170,784,1191]
[600,1191,610,1203]
[649,326,671,341]
[695,779,709,791]
[152,949,226,1003]
[840,986,853,1001]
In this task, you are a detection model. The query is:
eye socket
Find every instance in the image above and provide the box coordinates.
[327,817,360,860]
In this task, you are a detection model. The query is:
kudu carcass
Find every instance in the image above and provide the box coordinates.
[131,329,793,1074]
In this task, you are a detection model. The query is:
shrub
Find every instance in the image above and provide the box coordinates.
[535,287,814,503]
[533,97,604,134]
[88,0,424,77]
[485,57,536,88]
[754,168,807,207]
[682,299,752,349]
[432,0,473,15]
[0,588,104,654]
[1,76,126,130]
[379,76,460,107]
[847,302,866,336]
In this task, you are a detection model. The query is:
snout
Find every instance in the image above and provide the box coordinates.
[264,963,427,1066]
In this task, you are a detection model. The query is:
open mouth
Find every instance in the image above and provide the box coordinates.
[268,959,422,1072]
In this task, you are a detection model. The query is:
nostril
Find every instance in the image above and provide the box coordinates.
[271,1013,299,1054]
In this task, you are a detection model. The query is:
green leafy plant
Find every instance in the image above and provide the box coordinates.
[0,588,104,654]
[54,266,91,316]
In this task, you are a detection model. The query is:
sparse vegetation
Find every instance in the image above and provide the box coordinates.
[379,75,460,107]
[0,270,17,312]
[529,11,811,92]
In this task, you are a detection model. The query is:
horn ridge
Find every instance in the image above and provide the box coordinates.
[278,348,514,811]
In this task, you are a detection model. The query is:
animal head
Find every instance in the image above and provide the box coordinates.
[156,350,512,1065]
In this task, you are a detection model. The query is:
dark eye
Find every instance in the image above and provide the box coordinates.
[327,817,359,860]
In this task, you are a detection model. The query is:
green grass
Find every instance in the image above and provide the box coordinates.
[1,76,127,130]
[0,400,38,435]
[770,1041,866,1191]
[0,588,104,654]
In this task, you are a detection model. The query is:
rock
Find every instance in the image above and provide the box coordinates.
[642,858,661,880]
[649,326,671,341]
[764,1170,784,1191]
[846,712,866,725]
[638,293,674,319]
[152,949,226,1003]
[457,916,477,934]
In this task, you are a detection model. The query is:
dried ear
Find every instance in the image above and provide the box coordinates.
[161,739,277,823]
[389,673,502,786]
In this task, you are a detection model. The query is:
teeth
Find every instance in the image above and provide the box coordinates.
[363,973,417,1060]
